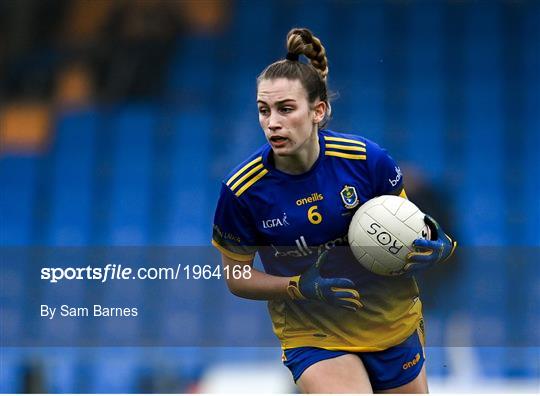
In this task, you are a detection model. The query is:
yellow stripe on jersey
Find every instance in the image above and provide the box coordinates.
[211,239,255,262]
[230,163,264,191]
[325,151,367,160]
[325,144,366,152]
[235,168,269,197]
[226,157,263,187]
[324,136,366,146]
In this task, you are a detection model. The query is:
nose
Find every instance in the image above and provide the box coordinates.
[267,112,282,131]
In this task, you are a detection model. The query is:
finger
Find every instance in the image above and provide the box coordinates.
[445,240,458,261]
[331,288,360,300]
[408,247,435,259]
[335,297,363,311]
[413,240,443,258]
[412,238,438,250]
[328,278,356,289]
[338,298,363,311]
[408,250,434,260]
[407,252,436,263]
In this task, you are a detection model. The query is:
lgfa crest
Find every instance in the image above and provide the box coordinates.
[340,185,359,209]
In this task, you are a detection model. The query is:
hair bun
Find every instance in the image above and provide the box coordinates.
[286,27,328,80]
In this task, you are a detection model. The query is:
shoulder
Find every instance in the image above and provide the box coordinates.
[221,144,270,198]
[321,130,386,162]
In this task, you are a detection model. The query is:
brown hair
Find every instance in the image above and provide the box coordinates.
[257,28,331,125]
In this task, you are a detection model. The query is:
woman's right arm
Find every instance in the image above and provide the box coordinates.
[220,252,362,311]
[220,254,290,300]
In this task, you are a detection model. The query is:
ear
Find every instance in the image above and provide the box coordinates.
[312,101,327,124]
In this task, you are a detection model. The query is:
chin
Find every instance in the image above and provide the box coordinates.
[272,147,294,156]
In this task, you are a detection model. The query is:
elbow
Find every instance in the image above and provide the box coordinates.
[229,288,244,298]
[220,254,254,298]
[226,278,245,298]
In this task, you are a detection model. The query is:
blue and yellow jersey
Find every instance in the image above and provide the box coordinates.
[212,129,422,351]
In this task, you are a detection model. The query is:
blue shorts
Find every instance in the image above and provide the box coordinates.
[282,330,425,391]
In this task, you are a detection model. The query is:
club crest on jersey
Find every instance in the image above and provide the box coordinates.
[340,185,359,209]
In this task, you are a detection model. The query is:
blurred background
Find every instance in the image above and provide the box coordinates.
[1,0,539,393]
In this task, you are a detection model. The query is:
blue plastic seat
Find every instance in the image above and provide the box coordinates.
[0,156,38,245]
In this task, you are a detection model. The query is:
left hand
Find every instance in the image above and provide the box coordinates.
[404,214,457,273]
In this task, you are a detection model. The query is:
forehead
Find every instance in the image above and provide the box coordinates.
[257,78,307,103]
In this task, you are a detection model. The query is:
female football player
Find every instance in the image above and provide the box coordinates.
[212,28,456,393]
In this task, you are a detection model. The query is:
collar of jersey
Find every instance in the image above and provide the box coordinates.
[261,130,327,180]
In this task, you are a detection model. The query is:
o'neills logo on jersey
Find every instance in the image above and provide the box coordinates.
[389,166,402,187]
[296,193,324,206]
[262,213,290,229]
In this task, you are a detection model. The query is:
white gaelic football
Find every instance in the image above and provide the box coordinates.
[348,195,430,276]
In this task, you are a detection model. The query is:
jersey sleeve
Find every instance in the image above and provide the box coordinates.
[212,183,258,261]
[366,140,404,197]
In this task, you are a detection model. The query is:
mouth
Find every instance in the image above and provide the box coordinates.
[269,135,289,147]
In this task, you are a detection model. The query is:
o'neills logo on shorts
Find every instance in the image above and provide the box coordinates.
[296,193,324,206]
[402,353,421,370]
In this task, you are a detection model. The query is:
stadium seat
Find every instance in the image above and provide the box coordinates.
[459,2,505,246]
[48,109,99,245]
[403,2,444,178]
[107,105,156,245]
[86,349,142,393]
[0,103,50,154]
[165,111,212,245]
[0,156,38,245]
[41,349,79,393]
[0,349,23,393]
[337,1,386,141]
[166,36,218,101]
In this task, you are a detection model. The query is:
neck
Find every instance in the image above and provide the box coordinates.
[274,130,320,175]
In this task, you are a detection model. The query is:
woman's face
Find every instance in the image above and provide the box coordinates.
[257,78,325,157]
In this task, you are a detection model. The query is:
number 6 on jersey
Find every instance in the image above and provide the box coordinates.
[308,205,323,225]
